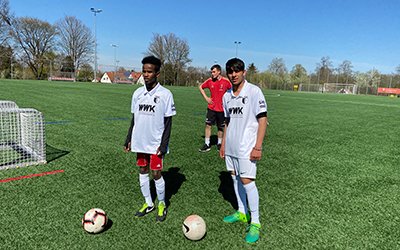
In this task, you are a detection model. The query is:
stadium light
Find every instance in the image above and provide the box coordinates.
[234,41,241,57]
[111,44,118,83]
[90,7,102,82]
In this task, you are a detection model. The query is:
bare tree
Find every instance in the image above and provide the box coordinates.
[268,58,287,76]
[0,0,11,46]
[315,56,333,84]
[147,33,165,64]
[147,33,191,85]
[268,57,288,85]
[338,60,353,83]
[56,16,94,75]
[2,14,57,79]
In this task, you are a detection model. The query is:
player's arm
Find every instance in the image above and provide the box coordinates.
[198,81,213,104]
[157,116,172,156]
[219,117,229,159]
[124,113,134,152]
[250,112,267,161]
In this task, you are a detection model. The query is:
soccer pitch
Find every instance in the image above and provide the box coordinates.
[0,79,399,249]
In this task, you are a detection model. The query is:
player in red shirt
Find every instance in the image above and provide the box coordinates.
[198,64,232,152]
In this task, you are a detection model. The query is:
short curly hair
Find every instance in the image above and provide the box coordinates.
[142,56,162,72]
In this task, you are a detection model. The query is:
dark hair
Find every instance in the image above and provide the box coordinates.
[142,56,162,72]
[225,58,245,73]
[210,64,221,71]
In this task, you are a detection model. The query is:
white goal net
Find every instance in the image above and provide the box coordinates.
[0,100,18,109]
[323,83,357,94]
[0,108,46,170]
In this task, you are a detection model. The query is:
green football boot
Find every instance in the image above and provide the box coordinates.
[245,223,261,244]
[156,201,167,222]
[223,211,250,223]
[134,203,155,217]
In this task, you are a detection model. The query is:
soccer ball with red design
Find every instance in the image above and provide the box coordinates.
[82,208,108,234]
[182,214,206,240]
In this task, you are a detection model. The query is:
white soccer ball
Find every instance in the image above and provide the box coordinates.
[182,214,206,241]
[82,208,108,234]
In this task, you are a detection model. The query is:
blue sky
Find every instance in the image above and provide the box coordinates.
[9,0,400,74]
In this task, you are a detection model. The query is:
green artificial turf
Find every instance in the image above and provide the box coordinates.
[0,79,399,249]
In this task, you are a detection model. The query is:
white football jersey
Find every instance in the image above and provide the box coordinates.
[223,81,267,159]
[130,83,176,154]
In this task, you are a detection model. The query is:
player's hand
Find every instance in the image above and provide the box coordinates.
[124,142,131,152]
[219,144,225,159]
[156,146,166,156]
[250,147,262,161]
[206,97,213,105]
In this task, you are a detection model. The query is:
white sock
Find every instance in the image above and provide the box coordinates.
[205,138,210,146]
[244,181,260,224]
[218,138,222,145]
[155,176,165,203]
[139,173,153,207]
[232,175,247,214]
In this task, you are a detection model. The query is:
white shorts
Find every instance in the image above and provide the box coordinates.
[225,155,257,179]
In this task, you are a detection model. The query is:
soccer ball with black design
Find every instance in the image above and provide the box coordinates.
[182,214,206,241]
[82,208,108,234]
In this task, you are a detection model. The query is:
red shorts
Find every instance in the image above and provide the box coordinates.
[136,153,163,170]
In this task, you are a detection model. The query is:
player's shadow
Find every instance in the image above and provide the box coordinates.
[201,135,218,146]
[150,167,186,207]
[217,171,238,210]
[46,144,70,163]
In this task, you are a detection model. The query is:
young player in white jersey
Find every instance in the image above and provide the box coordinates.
[124,56,176,222]
[219,58,268,243]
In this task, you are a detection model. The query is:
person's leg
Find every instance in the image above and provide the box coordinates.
[139,166,153,207]
[223,156,249,223]
[216,111,225,148]
[205,124,212,146]
[135,153,155,217]
[241,178,259,225]
[150,154,167,222]
[199,109,214,152]
[239,159,261,243]
[217,130,223,145]
[137,153,152,206]
[153,170,165,203]
[232,174,248,214]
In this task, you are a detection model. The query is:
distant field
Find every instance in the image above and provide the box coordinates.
[0,79,399,249]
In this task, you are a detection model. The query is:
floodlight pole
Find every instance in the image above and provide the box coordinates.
[111,44,118,83]
[90,7,102,82]
[234,41,241,57]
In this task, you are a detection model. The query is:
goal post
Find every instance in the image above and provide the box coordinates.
[0,108,46,170]
[323,83,357,94]
[48,71,76,82]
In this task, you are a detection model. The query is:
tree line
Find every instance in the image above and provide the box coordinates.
[1,0,399,89]
[245,57,400,91]
[0,0,93,80]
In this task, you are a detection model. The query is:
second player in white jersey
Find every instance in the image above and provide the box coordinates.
[222,81,267,159]
[219,58,268,244]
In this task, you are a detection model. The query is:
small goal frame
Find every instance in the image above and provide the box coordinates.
[323,83,357,94]
[0,108,46,170]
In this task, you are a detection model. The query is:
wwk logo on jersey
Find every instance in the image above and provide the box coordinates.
[228,107,243,115]
[139,104,156,113]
